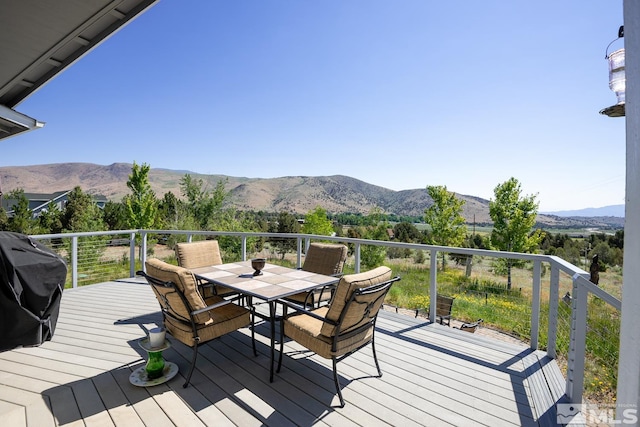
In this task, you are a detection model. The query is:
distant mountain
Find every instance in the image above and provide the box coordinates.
[542,205,625,218]
[0,163,624,229]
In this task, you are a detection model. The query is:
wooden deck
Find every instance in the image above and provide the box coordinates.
[0,279,566,426]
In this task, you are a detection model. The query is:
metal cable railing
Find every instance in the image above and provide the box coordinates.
[29,229,619,405]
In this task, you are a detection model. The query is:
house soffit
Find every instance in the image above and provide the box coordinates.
[0,0,159,141]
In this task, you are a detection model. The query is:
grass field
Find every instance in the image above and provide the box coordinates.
[377,254,620,405]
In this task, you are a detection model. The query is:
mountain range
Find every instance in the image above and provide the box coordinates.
[0,163,624,229]
[542,205,625,218]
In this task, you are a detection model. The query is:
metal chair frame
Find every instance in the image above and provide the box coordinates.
[174,240,241,299]
[286,242,348,308]
[277,276,400,407]
[137,270,256,388]
[414,294,455,326]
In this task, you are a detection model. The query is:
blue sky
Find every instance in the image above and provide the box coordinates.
[6,1,626,211]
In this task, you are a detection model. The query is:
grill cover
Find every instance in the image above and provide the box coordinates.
[0,232,67,351]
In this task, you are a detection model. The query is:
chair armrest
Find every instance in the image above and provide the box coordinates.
[192,299,233,316]
[224,293,247,305]
[311,283,337,306]
[302,291,314,307]
[197,281,216,292]
[278,298,309,313]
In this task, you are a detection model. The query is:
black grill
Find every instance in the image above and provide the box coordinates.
[0,232,67,351]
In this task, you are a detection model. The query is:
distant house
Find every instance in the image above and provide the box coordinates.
[0,190,107,217]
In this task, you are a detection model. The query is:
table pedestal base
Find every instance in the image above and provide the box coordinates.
[129,362,179,387]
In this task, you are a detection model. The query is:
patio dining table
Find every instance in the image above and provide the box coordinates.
[191,260,340,382]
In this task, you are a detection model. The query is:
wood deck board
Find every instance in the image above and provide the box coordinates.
[217,331,392,427]
[0,400,27,427]
[0,349,106,380]
[368,327,529,389]
[92,371,146,427]
[0,279,566,426]
[0,386,55,427]
[110,366,177,427]
[44,384,85,427]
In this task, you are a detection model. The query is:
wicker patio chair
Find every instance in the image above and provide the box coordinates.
[175,240,238,298]
[284,242,348,308]
[277,266,400,407]
[138,258,255,388]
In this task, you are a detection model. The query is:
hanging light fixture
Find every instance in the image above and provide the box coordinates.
[600,26,626,117]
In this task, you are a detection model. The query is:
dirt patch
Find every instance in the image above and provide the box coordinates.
[382,304,529,347]
[101,244,175,262]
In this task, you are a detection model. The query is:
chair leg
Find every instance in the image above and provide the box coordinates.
[371,337,383,377]
[277,306,287,373]
[332,357,345,407]
[246,296,257,357]
[251,307,257,357]
[183,343,199,388]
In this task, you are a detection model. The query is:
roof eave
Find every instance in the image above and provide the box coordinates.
[0,105,45,140]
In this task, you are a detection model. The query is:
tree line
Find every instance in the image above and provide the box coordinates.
[0,163,623,277]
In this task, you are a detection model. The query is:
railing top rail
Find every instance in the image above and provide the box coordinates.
[139,229,588,278]
[573,273,622,310]
[31,230,138,240]
[29,228,590,283]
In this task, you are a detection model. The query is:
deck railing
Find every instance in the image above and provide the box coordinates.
[29,229,621,405]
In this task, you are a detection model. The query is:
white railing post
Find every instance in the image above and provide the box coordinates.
[297,237,303,268]
[530,260,541,350]
[241,236,247,261]
[566,276,587,403]
[141,232,148,271]
[303,237,312,267]
[354,243,361,273]
[547,264,560,359]
[71,236,78,288]
[129,232,136,277]
[429,249,438,324]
